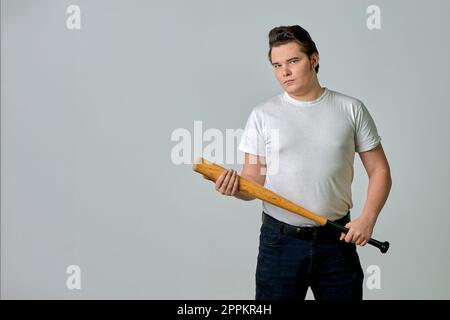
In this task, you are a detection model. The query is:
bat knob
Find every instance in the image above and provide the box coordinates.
[379,241,390,254]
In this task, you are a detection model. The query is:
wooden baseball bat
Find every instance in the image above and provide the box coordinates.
[192,157,389,254]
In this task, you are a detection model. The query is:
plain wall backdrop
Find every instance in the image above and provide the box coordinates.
[2,0,450,299]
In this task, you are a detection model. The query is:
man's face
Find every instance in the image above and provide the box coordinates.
[270,42,318,94]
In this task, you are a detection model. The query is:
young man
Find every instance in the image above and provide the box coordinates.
[211,25,392,300]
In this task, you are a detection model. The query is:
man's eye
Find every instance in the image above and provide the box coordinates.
[290,60,298,64]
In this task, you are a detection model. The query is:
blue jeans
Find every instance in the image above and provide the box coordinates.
[255,212,364,300]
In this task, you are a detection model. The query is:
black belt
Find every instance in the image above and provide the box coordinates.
[262,211,350,241]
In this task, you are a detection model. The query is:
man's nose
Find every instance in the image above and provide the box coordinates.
[282,67,291,76]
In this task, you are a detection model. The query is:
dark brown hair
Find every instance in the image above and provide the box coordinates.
[268,25,319,73]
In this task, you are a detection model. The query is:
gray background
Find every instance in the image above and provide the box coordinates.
[1,0,450,299]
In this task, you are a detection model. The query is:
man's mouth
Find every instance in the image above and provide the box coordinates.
[284,79,295,85]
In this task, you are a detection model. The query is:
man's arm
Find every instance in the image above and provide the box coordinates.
[234,153,266,201]
[206,153,266,201]
[341,143,392,245]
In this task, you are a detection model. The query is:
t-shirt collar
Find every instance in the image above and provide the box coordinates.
[283,87,329,107]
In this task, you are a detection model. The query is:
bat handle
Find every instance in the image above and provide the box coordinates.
[325,220,390,254]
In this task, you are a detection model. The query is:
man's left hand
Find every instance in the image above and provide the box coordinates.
[339,216,375,246]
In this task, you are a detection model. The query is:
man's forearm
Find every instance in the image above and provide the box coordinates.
[360,170,392,223]
[234,191,256,201]
[233,174,264,201]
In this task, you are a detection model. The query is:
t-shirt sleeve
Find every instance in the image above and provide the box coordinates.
[238,108,266,157]
[354,102,382,152]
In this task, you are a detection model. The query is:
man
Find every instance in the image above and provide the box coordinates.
[211,25,392,300]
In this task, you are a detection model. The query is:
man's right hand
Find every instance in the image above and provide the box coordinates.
[204,169,239,196]
[202,153,266,201]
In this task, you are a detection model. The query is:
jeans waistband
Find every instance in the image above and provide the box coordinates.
[262,211,350,241]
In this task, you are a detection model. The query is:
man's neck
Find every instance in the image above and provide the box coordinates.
[287,83,325,102]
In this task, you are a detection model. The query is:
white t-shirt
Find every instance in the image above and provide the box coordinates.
[238,87,381,226]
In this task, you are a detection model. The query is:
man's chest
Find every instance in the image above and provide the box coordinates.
[264,109,355,157]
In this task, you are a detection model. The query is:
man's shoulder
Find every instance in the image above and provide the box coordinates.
[252,93,285,113]
[328,88,364,107]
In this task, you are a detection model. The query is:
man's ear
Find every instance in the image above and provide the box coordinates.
[310,52,319,69]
